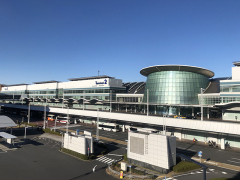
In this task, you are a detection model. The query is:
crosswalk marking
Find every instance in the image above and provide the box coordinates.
[96,156,116,164]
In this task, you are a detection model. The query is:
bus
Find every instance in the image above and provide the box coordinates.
[98,122,119,132]
[57,117,74,124]
[135,128,160,134]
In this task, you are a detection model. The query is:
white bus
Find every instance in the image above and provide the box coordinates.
[98,122,119,132]
[135,128,160,134]
[57,117,73,124]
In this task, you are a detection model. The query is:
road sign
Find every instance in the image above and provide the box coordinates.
[198,151,202,157]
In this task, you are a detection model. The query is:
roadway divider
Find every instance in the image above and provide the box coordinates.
[191,157,240,172]
[58,128,127,146]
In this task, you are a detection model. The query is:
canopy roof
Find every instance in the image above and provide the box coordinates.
[0,132,17,139]
[0,116,17,128]
[140,65,214,78]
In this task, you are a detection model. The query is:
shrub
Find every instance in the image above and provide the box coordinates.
[131,168,145,175]
[43,128,61,136]
[89,154,96,160]
[61,147,89,160]
[21,122,38,127]
[173,161,201,173]
[101,150,107,155]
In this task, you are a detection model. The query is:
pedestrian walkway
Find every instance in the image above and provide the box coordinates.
[96,156,116,164]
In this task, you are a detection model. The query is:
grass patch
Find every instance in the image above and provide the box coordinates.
[173,161,201,173]
[60,147,95,160]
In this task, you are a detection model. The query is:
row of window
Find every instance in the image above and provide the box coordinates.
[220,85,240,92]
[3,88,125,96]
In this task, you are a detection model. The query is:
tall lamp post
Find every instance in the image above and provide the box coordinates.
[96,109,99,142]
[62,91,64,108]
[28,102,30,124]
[66,107,69,134]
[83,90,85,110]
[43,98,47,129]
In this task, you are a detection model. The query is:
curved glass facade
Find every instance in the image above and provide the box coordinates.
[143,71,209,105]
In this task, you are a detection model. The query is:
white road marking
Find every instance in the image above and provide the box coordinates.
[228,160,240,164]
[222,172,227,174]
[209,169,215,171]
[232,157,240,161]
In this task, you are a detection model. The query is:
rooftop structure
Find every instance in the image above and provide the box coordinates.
[140,65,214,78]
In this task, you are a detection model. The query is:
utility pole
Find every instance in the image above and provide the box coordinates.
[28,102,30,124]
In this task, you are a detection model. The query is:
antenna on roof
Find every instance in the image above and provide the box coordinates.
[98,70,100,76]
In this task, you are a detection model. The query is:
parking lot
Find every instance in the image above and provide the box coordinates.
[0,128,116,180]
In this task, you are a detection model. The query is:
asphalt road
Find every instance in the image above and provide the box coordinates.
[67,125,240,179]
[0,129,116,180]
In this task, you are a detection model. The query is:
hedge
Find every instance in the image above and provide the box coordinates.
[130,168,145,175]
[60,147,95,160]
[173,161,201,173]
[21,122,38,127]
[43,128,61,136]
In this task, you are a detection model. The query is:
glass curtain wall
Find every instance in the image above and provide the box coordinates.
[143,71,209,105]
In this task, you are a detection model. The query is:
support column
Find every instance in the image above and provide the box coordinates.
[221,138,225,150]
[122,125,125,132]
[178,107,180,116]
[207,107,209,119]
[144,105,145,114]
[126,105,127,112]
[135,105,136,113]
[192,107,194,117]
[155,106,156,114]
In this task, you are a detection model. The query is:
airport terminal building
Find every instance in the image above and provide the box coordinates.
[1,62,240,147]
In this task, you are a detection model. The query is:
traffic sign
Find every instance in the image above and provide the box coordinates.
[198,151,202,157]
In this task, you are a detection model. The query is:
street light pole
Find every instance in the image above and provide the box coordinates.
[62,91,64,108]
[66,107,69,134]
[43,99,46,129]
[28,102,30,124]
[83,90,85,110]
[147,89,149,116]
[96,109,99,142]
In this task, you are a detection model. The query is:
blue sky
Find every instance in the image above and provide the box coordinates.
[1,0,240,85]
